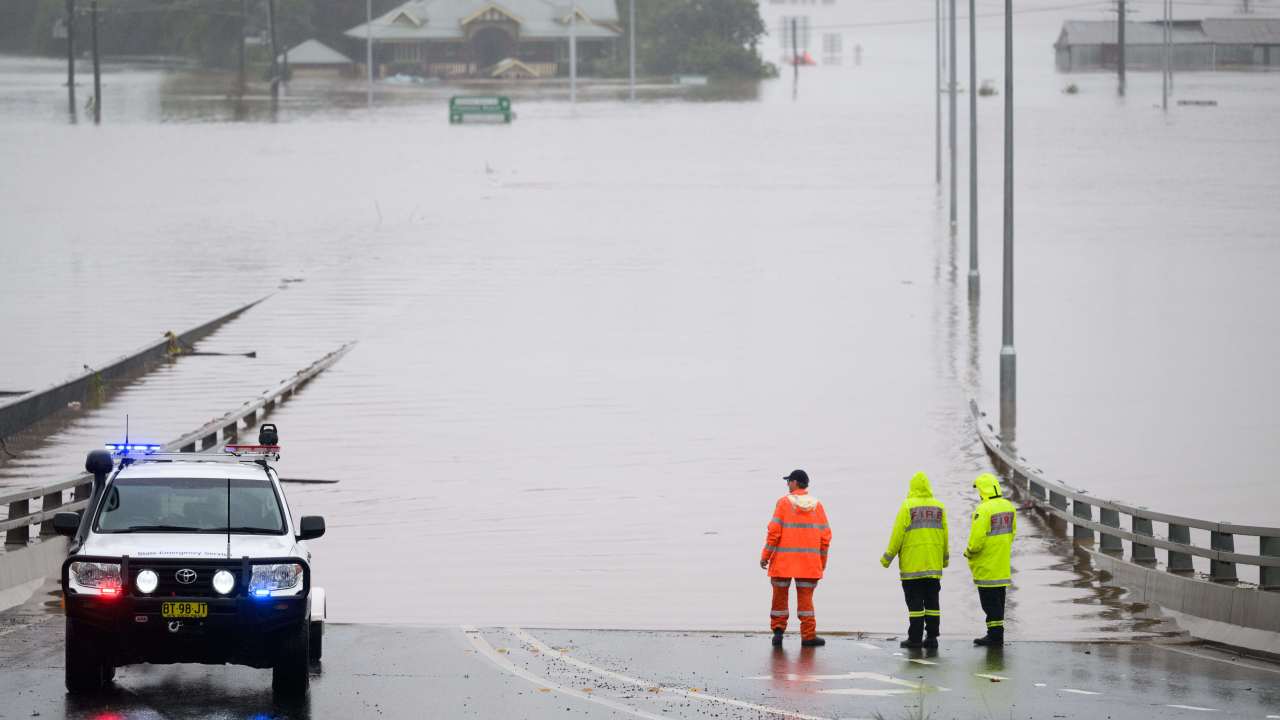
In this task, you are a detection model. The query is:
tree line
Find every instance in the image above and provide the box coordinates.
[0,0,774,78]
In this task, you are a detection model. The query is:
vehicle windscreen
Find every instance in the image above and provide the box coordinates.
[95,477,286,534]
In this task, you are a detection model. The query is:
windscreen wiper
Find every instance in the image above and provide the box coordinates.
[222,526,282,534]
[122,525,203,532]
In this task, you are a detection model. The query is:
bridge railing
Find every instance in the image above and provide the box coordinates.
[970,400,1280,591]
[1,342,354,549]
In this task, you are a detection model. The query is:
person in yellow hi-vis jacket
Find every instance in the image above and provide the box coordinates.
[964,473,1017,646]
[880,472,948,648]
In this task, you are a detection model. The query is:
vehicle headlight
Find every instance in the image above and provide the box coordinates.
[135,569,158,594]
[212,570,235,595]
[69,561,122,596]
[249,563,303,597]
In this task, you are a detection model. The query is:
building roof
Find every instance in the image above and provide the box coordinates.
[1056,20,1209,47]
[278,38,354,65]
[1201,17,1280,44]
[345,0,620,42]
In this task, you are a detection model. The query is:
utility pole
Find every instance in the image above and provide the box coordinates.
[1117,0,1126,96]
[267,0,279,105]
[628,0,635,101]
[1168,0,1174,92]
[999,0,1016,442]
[65,0,76,121]
[935,0,941,185]
[90,0,100,125]
[1162,0,1169,111]
[366,0,373,108]
[948,0,957,232]
[968,0,979,296]
[238,0,247,94]
[569,4,577,104]
[792,17,800,98]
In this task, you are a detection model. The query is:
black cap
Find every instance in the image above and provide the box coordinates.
[783,469,809,485]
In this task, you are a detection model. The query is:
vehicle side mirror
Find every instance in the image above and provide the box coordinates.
[297,516,325,541]
[53,512,81,537]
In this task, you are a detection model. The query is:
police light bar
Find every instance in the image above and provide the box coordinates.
[105,443,162,454]
[223,444,281,458]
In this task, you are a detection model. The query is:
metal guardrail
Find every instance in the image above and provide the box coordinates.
[970,400,1280,591]
[0,297,268,442]
[1,343,355,547]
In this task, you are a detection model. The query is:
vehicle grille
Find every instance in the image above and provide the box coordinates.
[127,559,244,598]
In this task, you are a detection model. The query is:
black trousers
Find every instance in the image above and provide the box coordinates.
[977,586,1007,638]
[901,578,941,641]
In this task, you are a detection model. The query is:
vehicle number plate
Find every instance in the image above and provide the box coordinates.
[161,601,208,619]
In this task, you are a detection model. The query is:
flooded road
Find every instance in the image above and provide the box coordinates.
[1,3,1278,636]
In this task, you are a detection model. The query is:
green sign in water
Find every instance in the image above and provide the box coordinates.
[449,96,513,124]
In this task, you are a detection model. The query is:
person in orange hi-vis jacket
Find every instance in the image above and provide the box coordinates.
[760,469,833,647]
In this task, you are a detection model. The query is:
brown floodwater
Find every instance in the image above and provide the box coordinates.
[1,5,1278,634]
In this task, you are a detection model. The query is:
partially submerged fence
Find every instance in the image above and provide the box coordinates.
[1,342,354,549]
[970,400,1280,590]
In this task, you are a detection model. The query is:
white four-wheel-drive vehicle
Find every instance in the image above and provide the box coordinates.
[54,426,326,697]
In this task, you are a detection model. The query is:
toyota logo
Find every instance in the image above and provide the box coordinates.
[175,569,197,585]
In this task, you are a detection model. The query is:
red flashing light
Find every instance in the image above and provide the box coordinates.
[223,445,281,453]
[99,585,120,598]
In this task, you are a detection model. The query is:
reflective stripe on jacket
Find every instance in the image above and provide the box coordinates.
[964,473,1016,587]
[880,472,949,580]
[762,489,832,579]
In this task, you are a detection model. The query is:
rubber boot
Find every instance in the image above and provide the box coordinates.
[899,617,924,648]
[923,616,940,649]
[800,637,826,647]
[973,628,1004,647]
[772,629,783,647]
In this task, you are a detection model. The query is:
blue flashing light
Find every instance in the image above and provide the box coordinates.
[253,589,270,598]
[105,443,162,454]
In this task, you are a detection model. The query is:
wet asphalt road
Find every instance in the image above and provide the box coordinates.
[3,597,1279,720]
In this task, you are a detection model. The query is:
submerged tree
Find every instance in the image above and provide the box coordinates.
[611,0,773,79]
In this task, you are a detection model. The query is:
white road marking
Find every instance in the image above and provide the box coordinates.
[1060,688,1102,695]
[907,658,937,665]
[855,642,881,651]
[510,627,849,720]
[461,626,670,720]
[817,673,949,697]
[1034,683,1047,687]
[1166,705,1219,712]
[1154,644,1280,676]
[974,673,1008,681]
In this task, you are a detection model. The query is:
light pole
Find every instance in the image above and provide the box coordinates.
[935,0,941,185]
[968,0,978,296]
[628,0,635,101]
[999,0,1016,442]
[949,0,957,232]
[65,0,76,120]
[366,0,373,108]
[569,4,577,104]
[1117,0,1126,96]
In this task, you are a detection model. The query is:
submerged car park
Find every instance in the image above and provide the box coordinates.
[54,425,326,697]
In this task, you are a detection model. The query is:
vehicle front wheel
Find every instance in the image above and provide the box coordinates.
[65,618,109,694]
[272,620,310,696]
[308,620,323,663]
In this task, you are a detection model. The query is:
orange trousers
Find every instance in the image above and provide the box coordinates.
[770,577,819,639]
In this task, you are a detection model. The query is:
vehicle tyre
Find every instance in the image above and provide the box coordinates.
[272,620,310,696]
[308,620,323,663]
[65,618,106,694]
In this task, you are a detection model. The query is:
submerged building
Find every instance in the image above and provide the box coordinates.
[344,0,620,79]
[1055,18,1280,71]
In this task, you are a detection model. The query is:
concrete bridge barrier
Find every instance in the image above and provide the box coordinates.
[971,400,1280,655]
